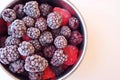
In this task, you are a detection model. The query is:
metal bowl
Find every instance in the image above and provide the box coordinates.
[0,0,87,80]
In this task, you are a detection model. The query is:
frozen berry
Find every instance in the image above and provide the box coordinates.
[69,31,83,45]
[53,7,71,25]
[5,36,21,46]
[43,45,56,58]
[64,45,78,65]
[0,45,20,64]
[51,66,64,76]
[47,12,62,29]
[0,18,7,35]
[69,17,79,30]
[25,55,48,72]
[22,34,31,41]
[18,41,35,56]
[51,28,61,38]
[39,3,52,17]
[9,59,24,73]
[54,36,67,48]
[22,16,35,27]
[24,1,40,18]
[1,8,16,22]
[27,27,40,39]
[13,4,25,18]
[8,25,12,35]
[0,36,7,48]
[29,72,43,80]
[51,49,67,67]
[35,17,47,32]
[10,19,26,38]
[39,31,53,46]
[60,26,71,38]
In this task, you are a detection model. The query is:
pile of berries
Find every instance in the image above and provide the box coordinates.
[0,1,83,80]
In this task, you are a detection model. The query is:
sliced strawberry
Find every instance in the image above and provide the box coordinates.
[22,34,31,41]
[0,18,7,35]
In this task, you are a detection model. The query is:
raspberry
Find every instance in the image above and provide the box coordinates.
[54,36,67,48]
[9,59,24,73]
[29,72,43,80]
[47,12,62,29]
[22,34,31,41]
[39,3,52,17]
[24,1,40,18]
[69,17,79,30]
[60,26,71,39]
[22,16,35,27]
[13,4,25,18]
[20,55,27,60]
[27,27,40,39]
[10,19,26,38]
[35,17,47,32]
[63,45,78,65]
[0,45,20,64]
[0,36,7,48]
[0,18,7,35]
[43,45,56,58]
[42,66,56,80]
[25,55,48,72]
[1,8,16,22]
[18,41,35,56]
[39,31,53,46]
[69,31,83,45]
[6,22,11,27]
[51,49,67,67]
[53,7,71,25]
[5,36,21,46]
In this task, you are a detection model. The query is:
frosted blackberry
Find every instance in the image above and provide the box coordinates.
[24,1,40,18]
[13,4,25,18]
[51,49,67,67]
[54,36,67,48]
[27,27,40,39]
[29,40,42,52]
[60,26,71,39]
[69,31,83,45]
[25,55,48,72]
[10,19,26,38]
[43,45,56,58]
[52,28,61,38]
[0,45,20,64]
[5,36,21,46]
[35,17,47,32]
[22,16,35,27]
[39,31,53,46]
[18,41,35,56]
[1,8,16,22]
[69,17,79,30]
[9,59,24,73]
[51,66,64,76]
[40,3,52,17]
[47,12,62,29]
[29,72,43,80]
[8,25,12,35]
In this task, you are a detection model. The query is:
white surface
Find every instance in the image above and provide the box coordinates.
[0,0,120,80]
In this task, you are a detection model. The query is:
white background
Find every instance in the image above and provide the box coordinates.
[0,0,120,80]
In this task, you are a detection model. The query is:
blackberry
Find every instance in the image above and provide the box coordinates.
[9,59,24,73]
[10,19,26,38]
[47,12,62,29]
[51,28,61,38]
[13,4,25,18]
[27,27,40,39]
[1,8,16,22]
[69,17,79,30]
[40,3,52,17]
[51,49,67,67]
[5,36,21,46]
[0,36,7,48]
[54,36,67,48]
[8,25,12,36]
[18,41,35,56]
[35,17,47,32]
[69,31,83,45]
[60,26,71,39]
[29,72,43,80]
[22,16,35,27]
[51,66,64,76]
[25,55,48,72]
[39,31,53,46]
[0,45,20,64]
[24,1,40,18]
[43,45,56,58]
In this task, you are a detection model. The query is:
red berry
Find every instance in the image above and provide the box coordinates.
[20,55,27,60]
[0,18,7,35]
[6,22,11,27]
[22,34,31,41]
[62,64,69,70]
[63,45,78,65]
[42,66,56,80]
[53,7,71,26]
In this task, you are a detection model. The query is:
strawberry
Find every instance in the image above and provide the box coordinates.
[53,7,71,26]
[0,18,7,35]
[22,34,31,41]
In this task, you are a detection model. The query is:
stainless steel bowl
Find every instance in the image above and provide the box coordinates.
[0,0,87,80]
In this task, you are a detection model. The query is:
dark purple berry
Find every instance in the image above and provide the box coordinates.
[51,28,61,38]
[0,36,7,48]
[29,72,43,80]
[51,66,64,76]
[69,17,79,30]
